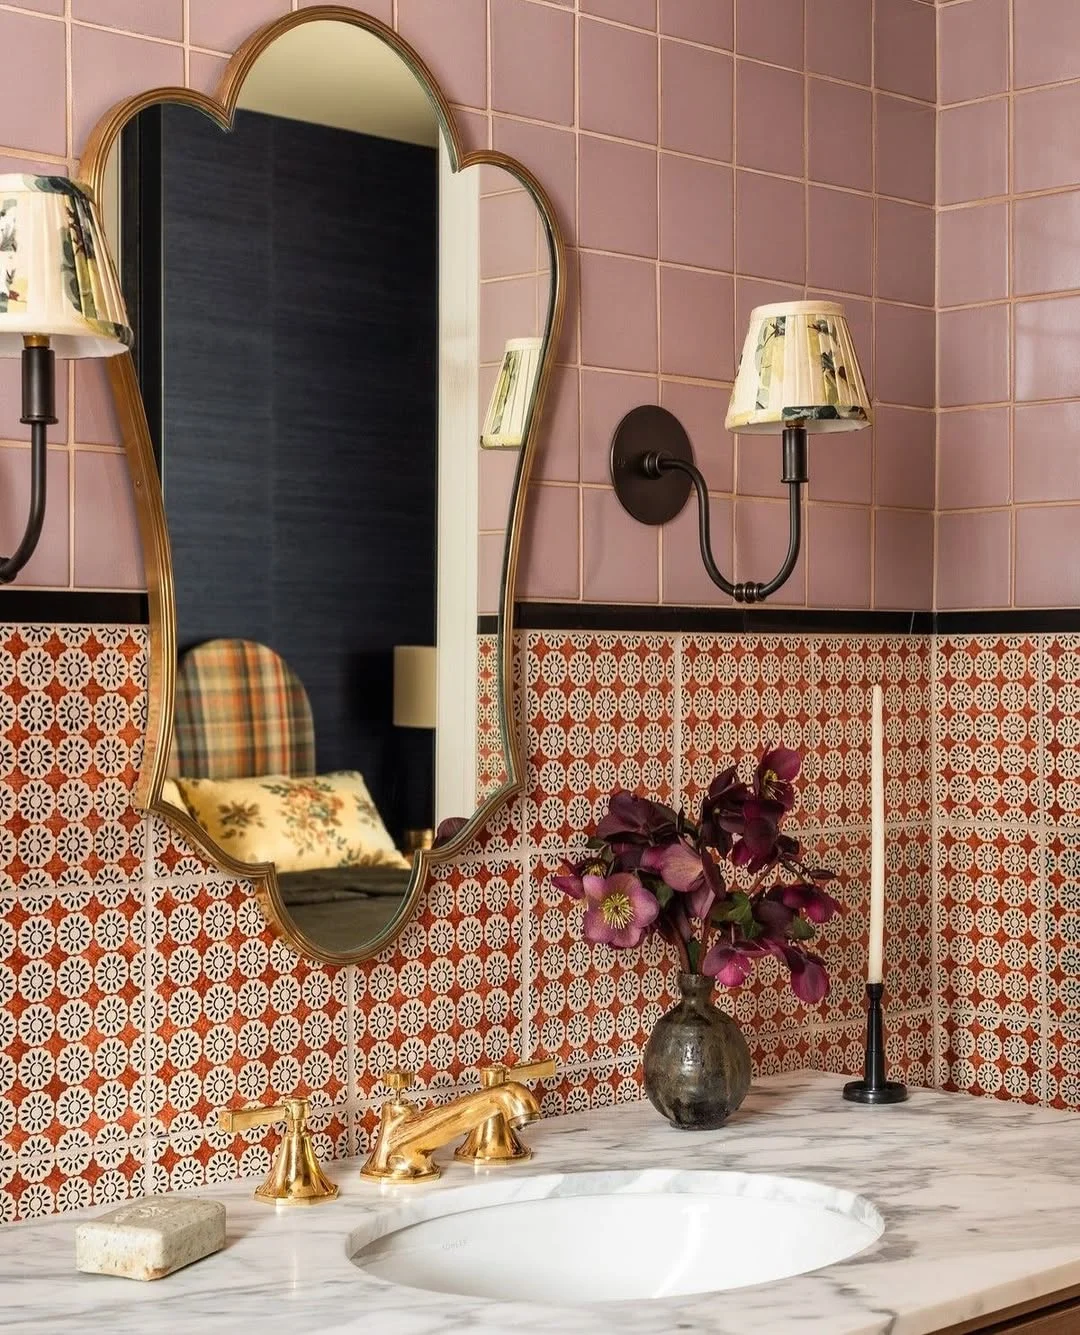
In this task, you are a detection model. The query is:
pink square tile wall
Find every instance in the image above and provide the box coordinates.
[12,0,935,615]
[807,79,872,192]
[937,0,1080,608]
[938,0,1008,104]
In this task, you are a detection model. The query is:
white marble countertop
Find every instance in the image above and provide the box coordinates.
[4,1071,1080,1334]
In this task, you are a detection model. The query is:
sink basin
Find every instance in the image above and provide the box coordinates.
[350,1169,884,1304]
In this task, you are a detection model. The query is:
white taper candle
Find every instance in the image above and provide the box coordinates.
[868,683,885,985]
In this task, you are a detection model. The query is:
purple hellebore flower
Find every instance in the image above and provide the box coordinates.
[701,940,758,987]
[730,798,802,874]
[753,746,802,813]
[783,946,829,1004]
[730,798,785,873]
[595,791,679,848]
[753,896,797,939]
[769,881,842,924]
[581,872,660,950]
[552,855,592,900]
[641,841,720,920]
[699,766,751,854]
[702,935,830,1002]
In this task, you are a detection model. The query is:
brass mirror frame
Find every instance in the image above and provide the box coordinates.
[76,5,565,965]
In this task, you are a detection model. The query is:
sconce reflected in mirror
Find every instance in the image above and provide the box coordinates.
[481,336,542,449]
[610,301,871,604]
[0,176,132,583]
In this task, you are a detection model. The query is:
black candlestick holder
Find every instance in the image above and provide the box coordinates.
[843,982,908,1104]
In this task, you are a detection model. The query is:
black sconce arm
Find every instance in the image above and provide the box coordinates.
[0,341,57,586]
[652,441,804,605]
[611,406,809,606]
[0,421,47,585]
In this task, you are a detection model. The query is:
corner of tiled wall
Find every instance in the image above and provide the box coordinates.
[514,0,939,613]
[519,627,935,1105]
[928,0,1080,1113]
[935,0,1080,611]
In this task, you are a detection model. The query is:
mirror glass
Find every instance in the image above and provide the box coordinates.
[101,18,554,958]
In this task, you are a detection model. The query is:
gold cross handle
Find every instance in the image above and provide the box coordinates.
[217,1097,339,1205]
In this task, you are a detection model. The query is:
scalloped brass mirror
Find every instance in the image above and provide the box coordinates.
[77,6,564,964]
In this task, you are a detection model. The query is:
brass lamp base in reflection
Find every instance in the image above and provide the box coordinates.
[403,829,434,861]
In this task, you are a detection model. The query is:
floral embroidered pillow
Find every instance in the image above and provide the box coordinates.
[175,770,409,873]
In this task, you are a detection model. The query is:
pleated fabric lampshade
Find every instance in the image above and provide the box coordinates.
[481,336,542,448]
[725,301,871,436]
[0,174,131,357]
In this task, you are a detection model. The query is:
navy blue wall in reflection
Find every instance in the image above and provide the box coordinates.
[156,104,437,840]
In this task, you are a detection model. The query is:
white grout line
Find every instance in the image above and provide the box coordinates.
[139,810,155,1197]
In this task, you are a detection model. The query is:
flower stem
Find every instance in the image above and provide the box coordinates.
[672,929,691,973]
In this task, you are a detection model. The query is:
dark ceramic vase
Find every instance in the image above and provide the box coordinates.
[643,972,752,1130]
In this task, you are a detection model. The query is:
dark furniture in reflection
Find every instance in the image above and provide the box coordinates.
[170,638,410,940]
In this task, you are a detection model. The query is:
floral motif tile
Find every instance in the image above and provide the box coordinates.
[932,636,1047,827]
[0,624,147,893]
[0,624,149,1221]
[528,839,679,1073]
[935,824,1045,1104]
[10,621,1080,1223]
[148,877,348,1164]
[476,632,509,804]
[353,851,523,1100]
[1045,635,1080,832]
[1046,827,1080,1110]
[678,633,929,833]
[522,632,676,849]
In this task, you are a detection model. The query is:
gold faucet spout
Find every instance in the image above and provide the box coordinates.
[361,1081,540,1183]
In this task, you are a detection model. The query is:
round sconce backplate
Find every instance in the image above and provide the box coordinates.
[609,405,695,526]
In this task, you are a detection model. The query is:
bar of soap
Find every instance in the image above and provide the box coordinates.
[75,1197,226,1281]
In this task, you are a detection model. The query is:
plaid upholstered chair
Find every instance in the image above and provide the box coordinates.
[168,638,316,780]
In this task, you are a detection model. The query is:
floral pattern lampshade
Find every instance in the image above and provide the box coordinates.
[0,174,131,357]
[481,336,542,448]
[725,301,871,435]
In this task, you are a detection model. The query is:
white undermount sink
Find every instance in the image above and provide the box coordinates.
[350,1169,884,1304]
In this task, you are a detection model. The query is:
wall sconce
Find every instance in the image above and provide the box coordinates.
[610,301,871,604]
[481,337,542,448]
[0,175,132,584]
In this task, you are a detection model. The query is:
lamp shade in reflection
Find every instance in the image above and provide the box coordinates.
[481,336,542,448]
[725,301,870,436]
[0,175,132,356]
[393,645,437,729]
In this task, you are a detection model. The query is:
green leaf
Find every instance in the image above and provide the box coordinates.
[714,891,755,931]
[790,916,815,942]
[654,883,674,909]
[686,938,702,973]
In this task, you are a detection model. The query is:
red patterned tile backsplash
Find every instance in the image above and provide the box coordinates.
[932,635,1079,1112]
[5,622,1080,1222]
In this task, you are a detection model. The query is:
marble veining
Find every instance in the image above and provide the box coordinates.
[4,1072,1080,1333]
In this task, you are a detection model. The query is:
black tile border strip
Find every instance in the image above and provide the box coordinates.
[479,604,1080,636]
[932,609,1080,634]
[0,591,149,625]
[507,604,934,634]
[2,596,1072,638]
